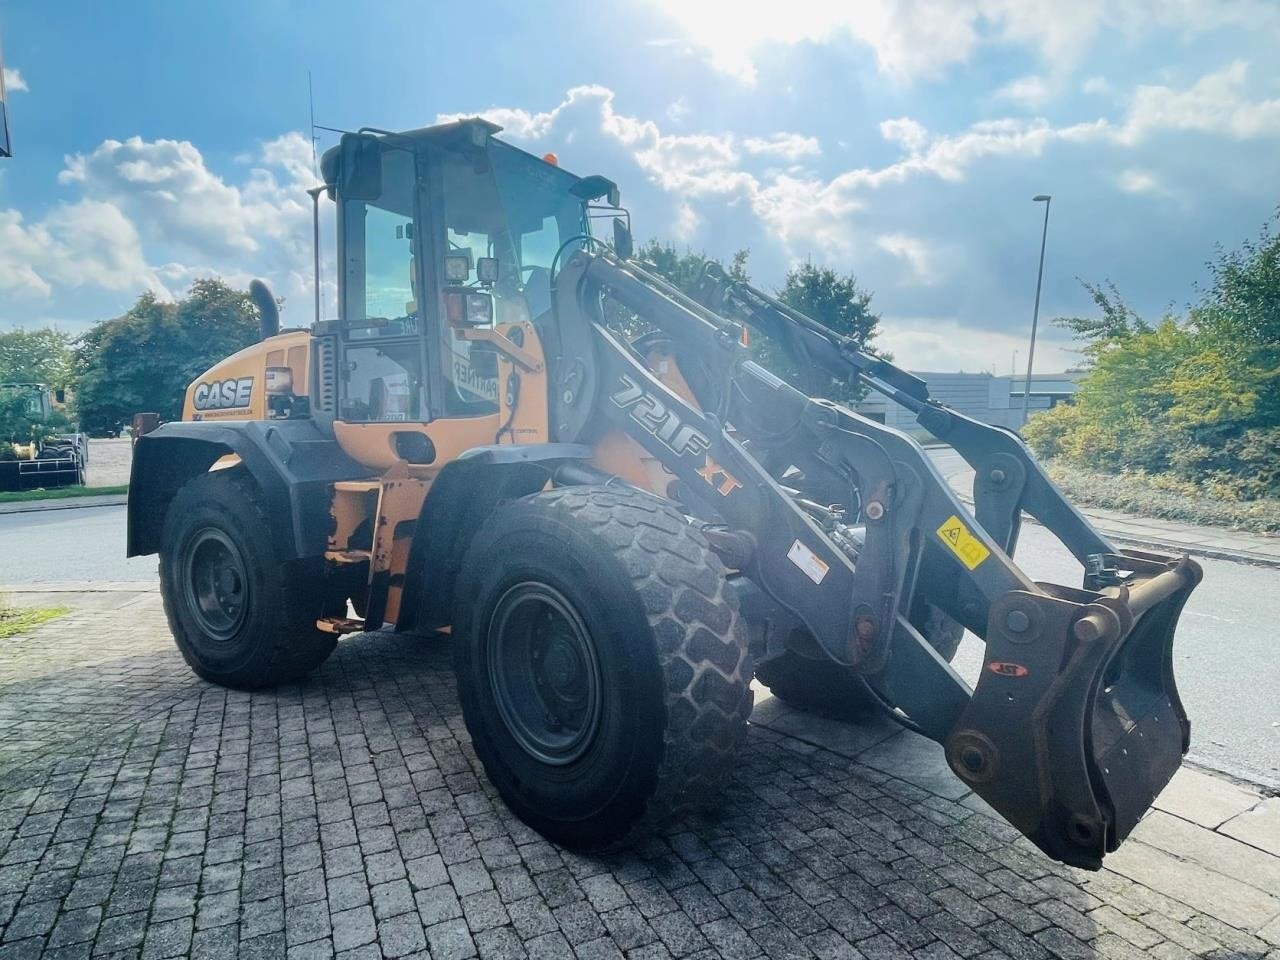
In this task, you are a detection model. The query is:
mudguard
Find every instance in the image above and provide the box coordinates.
[127,419,367,559]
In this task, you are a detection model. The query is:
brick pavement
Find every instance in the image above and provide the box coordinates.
[0,585,1277,959]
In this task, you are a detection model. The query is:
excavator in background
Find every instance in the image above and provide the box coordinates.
[127,119,1202,869]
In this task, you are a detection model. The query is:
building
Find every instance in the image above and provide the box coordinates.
[857,371,1082,431]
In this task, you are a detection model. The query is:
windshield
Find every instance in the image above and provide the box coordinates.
[435,140,586,416]
[489,141,586,316]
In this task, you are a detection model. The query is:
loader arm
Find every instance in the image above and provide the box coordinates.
[551,249,1202,869]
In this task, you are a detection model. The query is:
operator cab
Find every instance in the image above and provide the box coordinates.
[315,121,597,439]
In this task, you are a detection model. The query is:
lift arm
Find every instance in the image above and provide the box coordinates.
[551,249,1202,870]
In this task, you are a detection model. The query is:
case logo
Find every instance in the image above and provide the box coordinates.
[193,377,254,411]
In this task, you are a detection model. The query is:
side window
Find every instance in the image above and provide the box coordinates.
[341,343,423,423]
[364,207,416,325]
[344,148,420,341]
[340,146,426,422]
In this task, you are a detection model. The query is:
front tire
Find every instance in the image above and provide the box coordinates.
[159,471,339,689]
[454,485,753,849]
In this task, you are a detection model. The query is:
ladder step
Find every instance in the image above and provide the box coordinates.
[325,549,372,565]
[316,616,365,635]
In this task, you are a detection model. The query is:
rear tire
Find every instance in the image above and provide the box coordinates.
[755,603,964,721]
[454,485,753,849]
[159,471,339,689]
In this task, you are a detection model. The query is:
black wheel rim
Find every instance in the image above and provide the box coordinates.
[182,527,249,642]
[486,582,602,766]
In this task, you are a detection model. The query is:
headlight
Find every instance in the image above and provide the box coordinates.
[445,253,471,282]
[444,289,494,326]
[265,366,293,395]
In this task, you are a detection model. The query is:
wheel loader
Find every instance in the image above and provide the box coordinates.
[128,118,1202,869]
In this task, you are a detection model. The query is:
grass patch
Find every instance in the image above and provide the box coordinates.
[1045,460,1280,534]
[0,600,69,639]
[0,484,128,505]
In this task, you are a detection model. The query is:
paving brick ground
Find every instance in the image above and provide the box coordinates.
[0,585,1277,959]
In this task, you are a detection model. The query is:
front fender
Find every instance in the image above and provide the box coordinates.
[128,419,367,559]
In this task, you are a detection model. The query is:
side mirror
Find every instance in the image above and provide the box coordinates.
[613,217,634,261]
[338,133,382,201]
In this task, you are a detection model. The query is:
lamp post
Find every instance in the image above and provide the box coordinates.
[1021,194,1052,426]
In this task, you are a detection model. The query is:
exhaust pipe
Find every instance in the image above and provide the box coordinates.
[249,279,280,340]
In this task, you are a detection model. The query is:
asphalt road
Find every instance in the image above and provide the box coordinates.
[0,504,157,583]
[2,472,1277,788]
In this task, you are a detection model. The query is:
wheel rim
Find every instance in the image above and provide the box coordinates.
[181,527,249,642]
[486,582,602,766]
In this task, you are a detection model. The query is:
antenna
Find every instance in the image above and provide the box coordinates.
[0,31,12,158]
[308,70,319,178]
[307,71,322,325]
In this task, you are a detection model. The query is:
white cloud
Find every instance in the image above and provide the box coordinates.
[648,0,1280,85]
[2,67,26,93]
[1116,169,1160,194]
[1082,75,1110,95]
[879,117,929,153]
[741,133,821,160]
[1118,61,1280,144]
[2,132,325,321]
[995,74,1052,108]
[449,63,1280,266]
[666,98,690,124]
[877,317,1077,374]
[876,234,937,284]
[673,203,701,242]
[0,201,160,299]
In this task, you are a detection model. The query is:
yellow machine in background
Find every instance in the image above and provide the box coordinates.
[0,383,87,490]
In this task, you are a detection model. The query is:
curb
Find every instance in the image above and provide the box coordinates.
[0,494,128,516]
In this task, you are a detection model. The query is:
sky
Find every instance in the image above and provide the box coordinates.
[1,0,1279,374]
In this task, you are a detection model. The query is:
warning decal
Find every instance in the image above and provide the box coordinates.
[787,540,830,585]
[936,515,991,570]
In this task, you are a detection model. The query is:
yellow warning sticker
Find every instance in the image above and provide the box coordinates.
[936,515,991,570]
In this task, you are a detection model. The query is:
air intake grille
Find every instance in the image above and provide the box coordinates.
[314,335,338,413]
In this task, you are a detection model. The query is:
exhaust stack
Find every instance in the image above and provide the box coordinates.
[249,279,280,340]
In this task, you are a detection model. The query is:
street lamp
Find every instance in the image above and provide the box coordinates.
[1020,194,1052,426]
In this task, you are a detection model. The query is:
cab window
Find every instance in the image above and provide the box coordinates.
[339,146,427,422]
[343,148,421,340]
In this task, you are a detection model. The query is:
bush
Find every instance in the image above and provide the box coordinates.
[1027,211,1280,500]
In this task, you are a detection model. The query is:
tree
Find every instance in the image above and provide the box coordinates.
[635,240,751,294]
[762,262,884,403]
[0,328,75,388]
[601,240,752,340]
[1053,280,1150,362]
[75,279,262,435]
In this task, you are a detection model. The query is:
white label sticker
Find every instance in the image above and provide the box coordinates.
[787,539,829,585]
